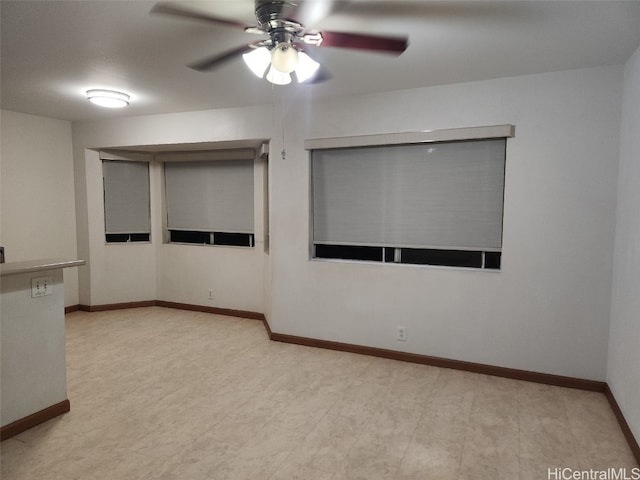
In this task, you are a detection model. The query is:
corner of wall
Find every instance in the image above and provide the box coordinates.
[607,42,640,447]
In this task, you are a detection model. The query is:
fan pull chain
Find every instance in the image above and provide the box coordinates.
[270,81,287,160]
[280,84,286,160]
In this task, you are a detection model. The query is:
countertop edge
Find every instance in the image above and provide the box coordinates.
[0,259,86,277]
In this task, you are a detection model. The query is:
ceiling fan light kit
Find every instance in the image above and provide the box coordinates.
[151,1,408,86]
[242,44,320,85]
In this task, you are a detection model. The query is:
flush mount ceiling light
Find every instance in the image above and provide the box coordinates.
[242,43,319,85]
[86,89,130,108]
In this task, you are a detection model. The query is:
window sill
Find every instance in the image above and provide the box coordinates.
[164,242,254,250]
[309,257,502,273]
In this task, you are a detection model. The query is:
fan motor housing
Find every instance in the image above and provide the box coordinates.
[255,0,296,28]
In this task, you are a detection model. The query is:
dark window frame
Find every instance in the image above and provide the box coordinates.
[105,233,151,243]
[168,230,254,248]
[313,244,501,270]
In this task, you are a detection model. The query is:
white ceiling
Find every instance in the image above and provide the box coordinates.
[2,0,639,123]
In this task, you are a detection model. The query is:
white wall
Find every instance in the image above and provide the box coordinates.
[72,107,273,311]
[1,110,80,306]
[608,44,640,441]
[78,148,157,305]
[155,155,268,313]
[267,65,622,381]
[72,65,623,381]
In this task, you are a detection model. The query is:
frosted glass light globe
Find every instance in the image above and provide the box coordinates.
[271,43,299,74]
[266,66,291,85]
[242,47,271,78]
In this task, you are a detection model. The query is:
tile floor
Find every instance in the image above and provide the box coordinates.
[1,307,637,479]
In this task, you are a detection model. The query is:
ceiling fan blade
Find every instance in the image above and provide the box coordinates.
[188,44,261,72]
[282,0,338,27]
[312,30,408,55]
[150,2,252,30]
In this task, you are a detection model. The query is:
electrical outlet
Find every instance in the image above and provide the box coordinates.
[31,276,53,298]
[208,289,214,300]
[397,326,407,341]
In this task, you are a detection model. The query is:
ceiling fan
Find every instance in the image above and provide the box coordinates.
[151,0,409,85]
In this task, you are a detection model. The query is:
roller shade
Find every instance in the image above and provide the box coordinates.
[164,160,254,233]
[102,160,150,234]
[312,139,505,250]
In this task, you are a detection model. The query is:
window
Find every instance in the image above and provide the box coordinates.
[163,158,254,247]
[309,126,512,269]
[102,158,150,243]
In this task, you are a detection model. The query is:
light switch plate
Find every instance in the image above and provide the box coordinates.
[31,276,53,297]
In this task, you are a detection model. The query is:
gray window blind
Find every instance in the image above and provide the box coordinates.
[312,139,505,250]
[102,160,150,234]
[164,160,254,233]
